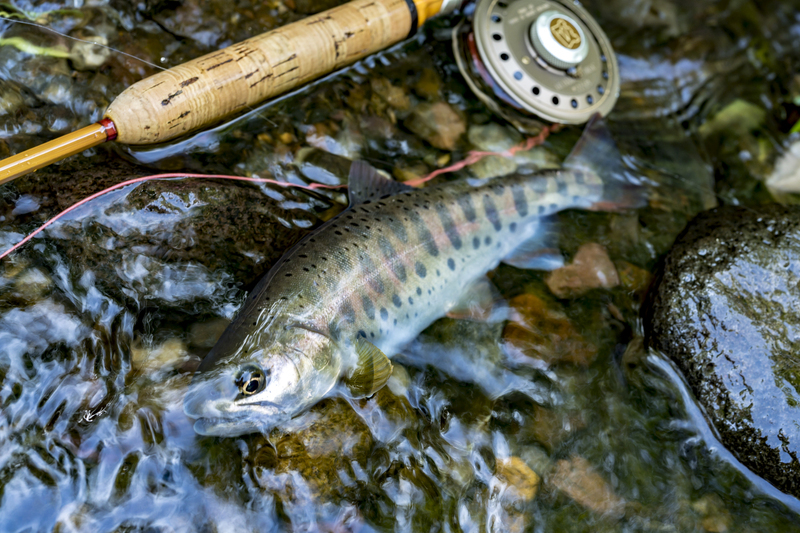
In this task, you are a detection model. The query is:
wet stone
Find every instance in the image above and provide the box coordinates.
[644,204,800,498]
[691,493,733,533]
[494,456,540,501]
[526,404,585,453]
[467,122,523,153]
[548,456,626,518]
[545,243,620,298]
[404,102,466,151]
[504,294,598,366]
[370,78,411,111]
[254,398,373,498]
[469,155,518,180]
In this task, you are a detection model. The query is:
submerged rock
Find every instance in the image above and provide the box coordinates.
[404,102,466,151]
[548,456,626,517]
[545,243,620,298]
[504,293,598,366]
[644,204,800,498]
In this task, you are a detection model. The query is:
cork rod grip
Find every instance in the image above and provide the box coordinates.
[106,0,440,145]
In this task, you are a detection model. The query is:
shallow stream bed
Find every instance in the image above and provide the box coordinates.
[1,0,800,531]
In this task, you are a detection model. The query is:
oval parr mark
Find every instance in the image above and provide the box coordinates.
[512,184,528,217]
[457,194,477,223]
[483,194,502,231]
[361,294,375,320]
[436,204,462,250]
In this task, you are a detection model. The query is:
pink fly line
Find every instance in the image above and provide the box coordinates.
[0,125,556,262]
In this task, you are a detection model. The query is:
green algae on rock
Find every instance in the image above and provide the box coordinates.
[644,204,800,498]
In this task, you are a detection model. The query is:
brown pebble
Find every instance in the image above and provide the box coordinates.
[549,456,626,517]
[545,243,620,298]
[504,294,598,366]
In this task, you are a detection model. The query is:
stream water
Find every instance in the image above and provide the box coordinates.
[1,0,800,531]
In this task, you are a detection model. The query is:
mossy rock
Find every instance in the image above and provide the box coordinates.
[644,204,800,497]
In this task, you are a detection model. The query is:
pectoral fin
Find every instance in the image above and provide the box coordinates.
[343,337,393,398]
[501,216,564,271]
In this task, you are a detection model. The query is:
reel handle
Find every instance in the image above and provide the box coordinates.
[106,0,452,145]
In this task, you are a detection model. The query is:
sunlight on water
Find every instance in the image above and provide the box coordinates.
[1,0,800,531]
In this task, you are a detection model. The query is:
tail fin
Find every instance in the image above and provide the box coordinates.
[563,115,648,211]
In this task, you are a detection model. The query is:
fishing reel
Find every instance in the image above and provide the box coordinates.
[453,0,620,133]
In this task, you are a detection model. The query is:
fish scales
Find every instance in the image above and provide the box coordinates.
[184,163,608,436]
[232,169,598,358]
[177,115,645,437]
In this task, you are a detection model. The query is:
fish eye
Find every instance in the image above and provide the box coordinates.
[235,364,269,396]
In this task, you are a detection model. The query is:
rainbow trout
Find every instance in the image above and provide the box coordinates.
[184,120,641,436]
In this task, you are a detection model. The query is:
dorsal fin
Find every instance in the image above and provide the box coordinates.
[348,161,412,206]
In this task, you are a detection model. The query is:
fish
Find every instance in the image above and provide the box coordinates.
[183,118,643,437]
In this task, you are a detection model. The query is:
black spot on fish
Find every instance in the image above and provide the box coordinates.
[408,297,414,305]
[550,203,559,212]
[447,258,455,271]
[341,301,356,323]
[512,184,528,217]
[558,180,568,194]
[510,222,517,232]
[358,330,367,338]
[457,194,477,222]
[473,237,480,249]
[393,294,402,308]
[484,194,502,231]
[362,295,375,320]
[335,231,342,236]
[393,318,397,326]
[415,262,427,278]
[409,211,438,256]
[380,308,388,320]
[574,172,585,184]
[485,236,492,246]
[285,273,292,277]
[416,287,422,296]
[436,269,441,277]
[436,204,462,249]
[538,205,546,215]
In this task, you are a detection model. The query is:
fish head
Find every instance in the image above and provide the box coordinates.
[184,323,343,437]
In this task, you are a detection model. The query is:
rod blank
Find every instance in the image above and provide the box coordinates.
[0,121,114,187]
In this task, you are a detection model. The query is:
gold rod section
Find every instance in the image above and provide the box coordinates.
[0,120,115,186]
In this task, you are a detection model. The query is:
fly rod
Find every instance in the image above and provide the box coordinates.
[0,0,462,186]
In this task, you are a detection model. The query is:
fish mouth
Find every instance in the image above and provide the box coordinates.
[191,415,264,437]
[183,386,282,437]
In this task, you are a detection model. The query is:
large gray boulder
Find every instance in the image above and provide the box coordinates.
[644,204,800,498]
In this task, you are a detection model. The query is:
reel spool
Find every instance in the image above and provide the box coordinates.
[454,0,619,133]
